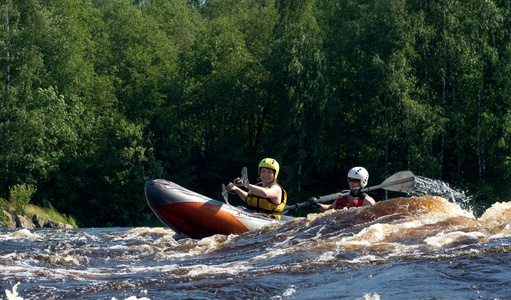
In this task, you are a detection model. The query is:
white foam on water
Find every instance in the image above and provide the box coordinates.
[424,231,488,248]
[478,202,511,238]
[356,293,381,300]
[479,202,511,223]
[271,285,296,299]
[0,229,40,240]
[111,296,151,300]
[185,262,251,277]
[5,283,23,300]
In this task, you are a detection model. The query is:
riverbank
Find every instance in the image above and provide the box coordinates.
[1,209,75,229]
[1,203,76,229]
[1,184,77,229]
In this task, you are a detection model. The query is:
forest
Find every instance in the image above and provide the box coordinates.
[1,0,510,227]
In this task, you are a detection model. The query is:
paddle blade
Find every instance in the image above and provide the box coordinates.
[380,170,415,192]
[240,166,250,188]
[241,167,248,181]
[221,184,230,204]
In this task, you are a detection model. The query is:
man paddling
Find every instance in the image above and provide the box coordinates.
[227,158,287,219]
[310,166,375,211]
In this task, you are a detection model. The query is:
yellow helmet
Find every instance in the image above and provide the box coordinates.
[258,158,280,179]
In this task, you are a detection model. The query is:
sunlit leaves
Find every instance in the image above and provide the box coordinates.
[1,0,511,225]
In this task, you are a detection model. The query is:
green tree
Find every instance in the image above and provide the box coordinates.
[2,0,511,226]
[0,0,80,193]
[411,0,503,187]
[268,0,326,200]
[99,0,179,122]
[76,116,158,226]
[488,0,511,205]
[159,0,280,196]
[9,184,35,215]
[318,0,444,194]
[359,0,444,180]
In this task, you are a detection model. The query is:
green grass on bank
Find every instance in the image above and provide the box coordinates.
[24,204,78,228]
[1,184,77,228]
[1,198,77,228]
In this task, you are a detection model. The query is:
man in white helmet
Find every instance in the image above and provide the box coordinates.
[313,167,375,211]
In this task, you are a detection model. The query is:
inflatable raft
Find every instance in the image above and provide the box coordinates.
[145,171,415,239]
[145,179,292,238]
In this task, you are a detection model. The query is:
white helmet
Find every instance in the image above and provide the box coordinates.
[347,167,369,188]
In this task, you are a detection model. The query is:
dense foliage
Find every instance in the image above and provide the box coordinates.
[1,0,510,226]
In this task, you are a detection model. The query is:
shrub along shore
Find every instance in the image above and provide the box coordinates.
[1,185,77,229]
[1,208,75,229]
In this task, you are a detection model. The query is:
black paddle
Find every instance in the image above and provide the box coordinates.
[283,170,415,213]
[221,167,249,203]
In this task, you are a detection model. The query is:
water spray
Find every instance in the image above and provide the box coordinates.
[408,176,472,210]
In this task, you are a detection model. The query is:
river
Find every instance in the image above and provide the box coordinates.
[1,177,510,299]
